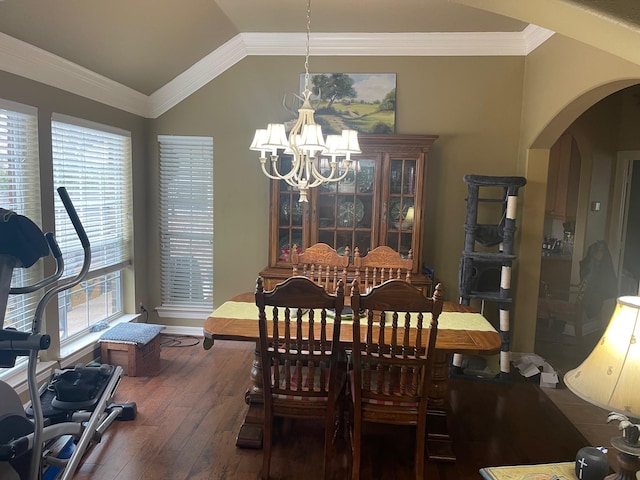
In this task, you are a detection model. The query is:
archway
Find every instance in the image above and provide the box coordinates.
[513,80,640,373]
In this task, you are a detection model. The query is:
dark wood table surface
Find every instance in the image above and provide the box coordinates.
[202,292,501,461]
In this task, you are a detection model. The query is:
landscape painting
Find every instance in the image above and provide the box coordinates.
[299,73,396,135]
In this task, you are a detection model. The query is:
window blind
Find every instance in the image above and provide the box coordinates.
[158,135,214,308]
[51,114,132,280]
[0,100,41,332]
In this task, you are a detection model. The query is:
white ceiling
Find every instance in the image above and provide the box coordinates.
[0,0,637,117]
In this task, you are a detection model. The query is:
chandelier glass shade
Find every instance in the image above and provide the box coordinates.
[249,0,360,202]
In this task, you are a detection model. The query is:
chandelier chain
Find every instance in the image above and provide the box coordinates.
[249,0,360,202]
[304,0,311,92]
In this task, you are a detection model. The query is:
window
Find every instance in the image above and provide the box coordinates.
[51,114,132,341]
[158,135,213,316]
[0,99,41,334]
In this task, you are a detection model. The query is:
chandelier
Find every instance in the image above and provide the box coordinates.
[249,0,360,203]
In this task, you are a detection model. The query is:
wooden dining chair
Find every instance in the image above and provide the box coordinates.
[255,275,346,480]
[291,242,350,293]
[349,280,443,480]
[353,245,413,292]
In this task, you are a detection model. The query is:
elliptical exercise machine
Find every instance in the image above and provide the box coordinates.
[0,187,136,480]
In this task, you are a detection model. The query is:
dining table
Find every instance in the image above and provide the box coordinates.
[202,292,501,461]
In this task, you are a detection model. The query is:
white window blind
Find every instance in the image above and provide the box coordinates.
[158,135,214,308]
[0,100,41,333]
[51,114,132,280]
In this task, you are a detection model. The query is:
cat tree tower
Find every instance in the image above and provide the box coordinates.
[455,174,527,378]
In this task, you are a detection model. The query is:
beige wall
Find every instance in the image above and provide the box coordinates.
[150,55,526,326]
[513,34,640,352]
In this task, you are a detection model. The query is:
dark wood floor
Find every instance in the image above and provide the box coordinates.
[72,336,590,480]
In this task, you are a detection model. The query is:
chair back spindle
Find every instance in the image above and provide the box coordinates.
[291,243,349,293]
[349,279,443,480]
[353,246,413,293]
[255,275,345,479]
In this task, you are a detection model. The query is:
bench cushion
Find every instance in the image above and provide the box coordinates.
[99,323,163,345]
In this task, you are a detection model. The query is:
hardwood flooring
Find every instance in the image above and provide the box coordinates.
[72,336,591,480]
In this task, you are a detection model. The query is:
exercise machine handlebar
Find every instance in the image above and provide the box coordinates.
[0,329,50,351]
[57,186,90,249]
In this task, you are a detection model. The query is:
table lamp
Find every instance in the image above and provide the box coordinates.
[564,296,640,480]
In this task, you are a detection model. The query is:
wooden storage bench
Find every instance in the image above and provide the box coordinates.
[99,323,163,376]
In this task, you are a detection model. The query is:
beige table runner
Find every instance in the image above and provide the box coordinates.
[210,301,496,332]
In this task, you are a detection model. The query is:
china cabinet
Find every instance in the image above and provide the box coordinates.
[259,134,438,293]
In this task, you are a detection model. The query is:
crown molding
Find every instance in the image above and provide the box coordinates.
[522,24,555,54]
[243,28,552,57]
[0,27,553,119]
[148,35,247,118]
[0,32,150,117]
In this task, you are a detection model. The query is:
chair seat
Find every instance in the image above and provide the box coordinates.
[360,396,419,408]
[273,393,329,403]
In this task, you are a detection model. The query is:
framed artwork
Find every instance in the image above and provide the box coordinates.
[299,73,396,135]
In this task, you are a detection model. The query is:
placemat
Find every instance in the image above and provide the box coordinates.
[479,461,576,480]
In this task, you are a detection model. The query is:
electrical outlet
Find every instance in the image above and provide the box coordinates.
[139,303,147,313]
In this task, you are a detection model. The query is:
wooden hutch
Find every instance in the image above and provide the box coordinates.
[259,134,438,294]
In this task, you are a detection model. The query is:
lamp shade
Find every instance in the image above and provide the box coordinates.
[338,129,361,159]
[324,134,343,159]
[564,296,640,418]
[250,129,269,155]
[299,124,325,155]
[263,123,289,151]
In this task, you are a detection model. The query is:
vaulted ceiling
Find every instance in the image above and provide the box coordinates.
[0,0,638,117]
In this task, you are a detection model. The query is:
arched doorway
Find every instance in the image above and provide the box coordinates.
[521,83,640,374]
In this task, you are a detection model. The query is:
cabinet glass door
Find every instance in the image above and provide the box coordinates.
[265,134,437,289]
[276,156,305,263]
[314,158,377,258]
[386,158,417,258]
